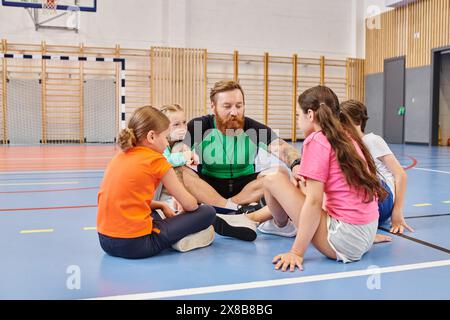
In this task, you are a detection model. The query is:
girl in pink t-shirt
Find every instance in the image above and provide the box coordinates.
[265,86,387,271]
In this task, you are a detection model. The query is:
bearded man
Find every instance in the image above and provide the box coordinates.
[180,80,301,214]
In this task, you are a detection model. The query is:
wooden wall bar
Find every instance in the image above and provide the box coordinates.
[0,39,364,142]
[366,0,450,74]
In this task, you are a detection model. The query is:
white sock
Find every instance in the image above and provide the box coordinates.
[225,198,239,210]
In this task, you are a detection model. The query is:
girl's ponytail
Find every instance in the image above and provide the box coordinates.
[298,86,387,202]
[117,105,170,152]
[118,127,137,152]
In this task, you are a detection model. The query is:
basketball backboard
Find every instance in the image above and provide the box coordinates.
[2,0,97,12]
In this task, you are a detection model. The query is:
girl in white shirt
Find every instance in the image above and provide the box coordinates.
[340,100,414,236]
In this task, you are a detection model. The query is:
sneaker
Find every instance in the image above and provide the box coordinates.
[213,214,258,241]
[259,196,266,207]
[235,202,262,215]
[171,225,215,252]
[257,219,297,237]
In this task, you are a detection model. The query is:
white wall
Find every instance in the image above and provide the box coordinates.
[0,0,166,48]
[0,0,365,59]
[355,0,394,58]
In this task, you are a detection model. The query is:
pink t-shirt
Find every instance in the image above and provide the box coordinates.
[299,131,379,225]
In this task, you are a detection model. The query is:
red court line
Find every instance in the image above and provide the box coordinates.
[0,186,99,194]
[404,155,418,170]
[0,204,97,212]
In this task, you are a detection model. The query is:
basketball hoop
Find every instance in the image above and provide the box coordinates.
[41,0,58,15]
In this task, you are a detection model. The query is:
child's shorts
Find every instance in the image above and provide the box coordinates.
[327,215,378,263]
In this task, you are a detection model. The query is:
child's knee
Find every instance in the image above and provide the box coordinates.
[199,205,216,223]
[263,170,287,187]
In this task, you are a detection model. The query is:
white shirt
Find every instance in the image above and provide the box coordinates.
[362,133,395,196]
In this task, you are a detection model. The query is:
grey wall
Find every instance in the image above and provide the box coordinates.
[366,66,432,144]
[364,73,384,135]
[439,53,450,145]
[405,66,431,144]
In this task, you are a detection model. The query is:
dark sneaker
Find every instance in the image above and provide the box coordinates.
[213,214,258,241]
[234,202,262,215]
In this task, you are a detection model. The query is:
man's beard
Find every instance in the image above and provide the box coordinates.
[214,111,244,134]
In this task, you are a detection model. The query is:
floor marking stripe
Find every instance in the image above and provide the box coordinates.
[0,170,104,175]
[404,155,418,170]
[83,227,97,231]
[20,229,54,234]
[413,167,450,174]
[443,201,450,204]
[87,260,450,300]
[0,157,111,161]
[0,204,97,212]
[0,186,98,194]
[405,213,450,219]
[378,226,450,254]
[413,203,432,207]
[0,181,79,187]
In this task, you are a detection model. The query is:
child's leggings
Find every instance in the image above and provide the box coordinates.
[98,205,216,259]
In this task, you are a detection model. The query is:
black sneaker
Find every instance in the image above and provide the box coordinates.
[234,202,262,215]
[213,214,257,241]
[259,196,266,207]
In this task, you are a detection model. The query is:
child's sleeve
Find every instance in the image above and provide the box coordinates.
[367,135,393,159]
[151,155,173,180]
[298,139,330,183]
[163,147,187,167]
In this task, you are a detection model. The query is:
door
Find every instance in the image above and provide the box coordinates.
[384,57,405,144]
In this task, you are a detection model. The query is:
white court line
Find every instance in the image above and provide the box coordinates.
[88,259,450,300]
[413,167,450,174]
[0,181,79,187]
[0,169,104,175]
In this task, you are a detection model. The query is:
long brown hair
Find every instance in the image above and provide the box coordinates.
[298,86,387,202]
[117,105,170,151]
[339,100,369,132]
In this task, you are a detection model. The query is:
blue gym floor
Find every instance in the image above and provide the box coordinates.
[0,144,449,300]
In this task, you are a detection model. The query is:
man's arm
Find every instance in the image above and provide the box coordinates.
[268,138,301,168]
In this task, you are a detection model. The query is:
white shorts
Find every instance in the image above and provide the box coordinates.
[327,215,378,263]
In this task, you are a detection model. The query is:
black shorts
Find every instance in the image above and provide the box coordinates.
[198,171,259,199]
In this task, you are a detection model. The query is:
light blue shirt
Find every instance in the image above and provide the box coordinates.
[163,146,187,167]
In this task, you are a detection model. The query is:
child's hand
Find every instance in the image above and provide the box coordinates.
[298,176,306,195]
[183,151,194,164]
[173,197,184,213]
[272,251,304,272]
[391,211,414,234]
[291,164,301,180]
[290,175,299,187]
[191,152,199,165]
[161,203,176,218]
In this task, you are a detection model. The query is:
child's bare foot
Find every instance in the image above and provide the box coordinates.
[374,233,392,244]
